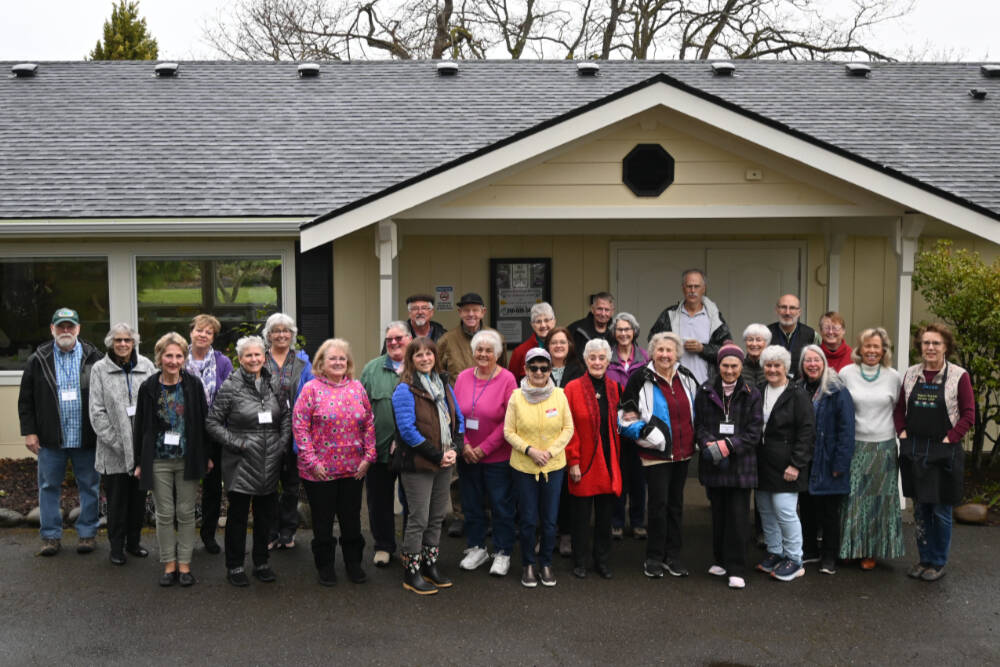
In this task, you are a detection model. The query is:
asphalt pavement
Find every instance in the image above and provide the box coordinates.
[1,484,998,666]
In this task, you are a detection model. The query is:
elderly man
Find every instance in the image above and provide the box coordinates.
[509,302,556,382]
[648,269,732,384]
[382,294,447,354]
[437,292,507,381]
[567,292,616,356]
[767,294,820,379]
[360,321,413,567]
[17,308,103,556]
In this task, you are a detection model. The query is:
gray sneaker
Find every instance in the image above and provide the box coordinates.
[38,538,61,557]
[920,566,946,582]
[76,537,96,554]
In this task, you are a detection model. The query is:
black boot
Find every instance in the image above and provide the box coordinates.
[342,537,367,583]
[345,560,367,584]
[420,545,453,588]
[402,552,437,595]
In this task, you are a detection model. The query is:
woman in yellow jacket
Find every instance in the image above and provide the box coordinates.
[504,348,574,588]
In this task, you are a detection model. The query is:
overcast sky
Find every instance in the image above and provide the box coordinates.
[1,0,997,61]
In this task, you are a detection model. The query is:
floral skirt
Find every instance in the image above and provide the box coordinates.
[838,439,906,560]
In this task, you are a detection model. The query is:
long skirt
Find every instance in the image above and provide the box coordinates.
[838,439,906,560]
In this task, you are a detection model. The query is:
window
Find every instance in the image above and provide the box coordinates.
[0,258,110,370]
[136,257,282,355]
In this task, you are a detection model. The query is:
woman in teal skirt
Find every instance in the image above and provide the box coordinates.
[837,328,905,569]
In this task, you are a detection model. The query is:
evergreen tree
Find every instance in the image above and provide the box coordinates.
[90,1,159,60]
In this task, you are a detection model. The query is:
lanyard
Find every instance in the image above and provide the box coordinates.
[125,369,133,402]
[470,369,496,418]
[722,391,734,422]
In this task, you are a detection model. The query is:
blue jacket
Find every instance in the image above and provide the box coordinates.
[806,383,856,495]
[391,376,465,449]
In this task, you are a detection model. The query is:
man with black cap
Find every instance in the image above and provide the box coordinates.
[381,293,447,354]
[18,307,103,557]
[567,292,617,356]
[436,292,507,383]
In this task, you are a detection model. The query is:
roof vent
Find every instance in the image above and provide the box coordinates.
[711,62,735,76]
[298,63,320,78]
[154,62,179,77]
[970,88,988,100]
[11,63,38,78]
[980,65,1000,78]
[436,62,458,76]
[577,62,600,76]
[845,63,871,77]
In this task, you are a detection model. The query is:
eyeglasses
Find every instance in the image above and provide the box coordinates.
[408,305,433,312]
[385,336,407,344]
[270,328,292,335]
[777,305,800,311]
[614,327,633,333]
[112,338,133,344]
[921,340,944,347]
[527,365,551,374]
[821,326,843,333]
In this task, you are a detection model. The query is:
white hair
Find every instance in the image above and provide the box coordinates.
[799,344,844,397]
[760,345,791,371]
[612,312,640,341]
[262,312,298,348]
[742,323,772,344]
[648,331,682,358]
[583,338,611,358]
[530,302,555,322]
[236,335,266,358]
[470,329,503,356]
[385,320,409,336]
[104,322,140,348]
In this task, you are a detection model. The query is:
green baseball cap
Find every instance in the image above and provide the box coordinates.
[51,307,80,325]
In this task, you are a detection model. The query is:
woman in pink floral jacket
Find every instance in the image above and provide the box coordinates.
[293,338,377,587]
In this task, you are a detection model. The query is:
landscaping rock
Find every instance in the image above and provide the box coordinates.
[26,506,59,527]
[297,502,312,529]
[68,506,81,523]
[954,503,989,525]
[0,508,25,527]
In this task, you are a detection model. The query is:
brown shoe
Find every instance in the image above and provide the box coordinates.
[860,558,876,570]
[38,539,61,557]
[76,537,96,554]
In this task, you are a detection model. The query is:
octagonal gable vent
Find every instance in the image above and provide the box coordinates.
[622,144,675,197]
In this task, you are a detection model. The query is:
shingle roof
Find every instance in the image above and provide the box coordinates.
[1,60,998,222]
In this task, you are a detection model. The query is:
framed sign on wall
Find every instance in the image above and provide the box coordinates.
[489,258,552,349]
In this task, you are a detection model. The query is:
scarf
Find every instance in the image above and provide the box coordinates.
[418,372,452,448]
[519,376,555,404]
[722,379,737,397]
[822,341,853,372]
[186,347,218,404]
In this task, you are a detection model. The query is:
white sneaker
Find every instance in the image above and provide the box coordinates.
[372,550,391,567]
[728,576,746,589]
[489,553,511,577]
[708,565,727,577]
[459,546,490,570]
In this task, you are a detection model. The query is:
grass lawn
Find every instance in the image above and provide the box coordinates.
[138,286,277,305]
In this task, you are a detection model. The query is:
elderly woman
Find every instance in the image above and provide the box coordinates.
[741,323,771,388]
[607,312,649,540]
[838,328,905,571]
[798,345,855,575]
[895,324,975,582]
[509,302,557,382]
[90,323,156,565]
[293,338,376,586]
[565,339,622,579]
[756,345,815,582]
[694,344,763,589]
[206,335,290,588]
[620,332,698,579]
[262,312,314,551]
[819,312,853,372]
[504,348,574,588]
[453,330,518,576]
[359,321,412,567]
[133,333,210,587]
[185,313,234,555]
[391,338,462,595]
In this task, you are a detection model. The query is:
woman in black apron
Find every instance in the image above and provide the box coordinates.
[895,324,975,582]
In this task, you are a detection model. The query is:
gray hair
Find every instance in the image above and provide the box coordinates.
[236,335,266,358]
[648,331,682,357]
[760,345,791,371]
[262,312,298,348]
[742,323,772,344]
[470,329,503,357]
[385,320,409,336]
[799,344,844,397]
[681,268,707,286]
[583,338,611,358]
[104,322,140,348]
[530,302,555,323]
[612,312,640,341]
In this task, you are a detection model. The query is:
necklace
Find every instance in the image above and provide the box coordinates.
[859,364,881,382]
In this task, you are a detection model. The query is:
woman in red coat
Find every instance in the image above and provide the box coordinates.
[565,338,622,579]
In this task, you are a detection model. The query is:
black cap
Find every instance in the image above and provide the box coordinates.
[457,292,485,307]
[406,294,435,305]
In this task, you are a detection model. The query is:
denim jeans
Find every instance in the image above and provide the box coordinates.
[37,447,100,540]
[756,490,803,563]
[513,468,565,567]
[914,502,953,568]
[458,460,517,555]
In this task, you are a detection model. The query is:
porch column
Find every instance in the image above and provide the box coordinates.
[824,226,845,312]
[894,214,926,376]
[375,219,399,341]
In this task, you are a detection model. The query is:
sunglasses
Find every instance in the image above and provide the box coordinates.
[527,364,551,374]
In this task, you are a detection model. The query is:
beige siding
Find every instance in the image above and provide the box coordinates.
[332,227,381,363]
[0,386,23,457]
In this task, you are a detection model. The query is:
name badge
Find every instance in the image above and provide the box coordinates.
[60,389,78,402]
[545,408,559,418]
[126,405,137,417]
[164,432,181,446]
[466,418,480,431]
[258,411,273,424]
[719,422,735,435]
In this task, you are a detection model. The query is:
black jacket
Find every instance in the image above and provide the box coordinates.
[767,322,817,380]
[555,360,585,389]
[566,313,615,359]
[694,377,763,489]
[647,302,733,369]
[758,383,816,492]
[133,370,210,491]
[18,339,102,449]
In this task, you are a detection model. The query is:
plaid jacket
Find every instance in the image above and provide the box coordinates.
[694,378,763,489]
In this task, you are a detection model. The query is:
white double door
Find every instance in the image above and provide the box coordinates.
[613,242,803,342]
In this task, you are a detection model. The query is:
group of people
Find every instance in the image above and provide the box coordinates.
[16,272,975,593]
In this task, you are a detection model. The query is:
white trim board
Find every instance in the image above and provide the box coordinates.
[301,81,1000,249]
[0,218,307,237]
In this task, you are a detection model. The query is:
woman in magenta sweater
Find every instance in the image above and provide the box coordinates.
[293,338,376,587]
[453,330,518,577]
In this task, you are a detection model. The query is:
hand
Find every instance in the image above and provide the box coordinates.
[24,434,40,455]
[472,446,486,463]
[390,440,397,455]
[207,459,214,472]
[528,447,551,467]
[133,466,141,480]
[899,430,907,439]
[942,437,950,444]
[354,459,371,480]
[462,444,478,464]
[569,464,582,483]
[783,466,799,482]
[832,471,842,478]
[441,450,457,467]
[683,339,703,353]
